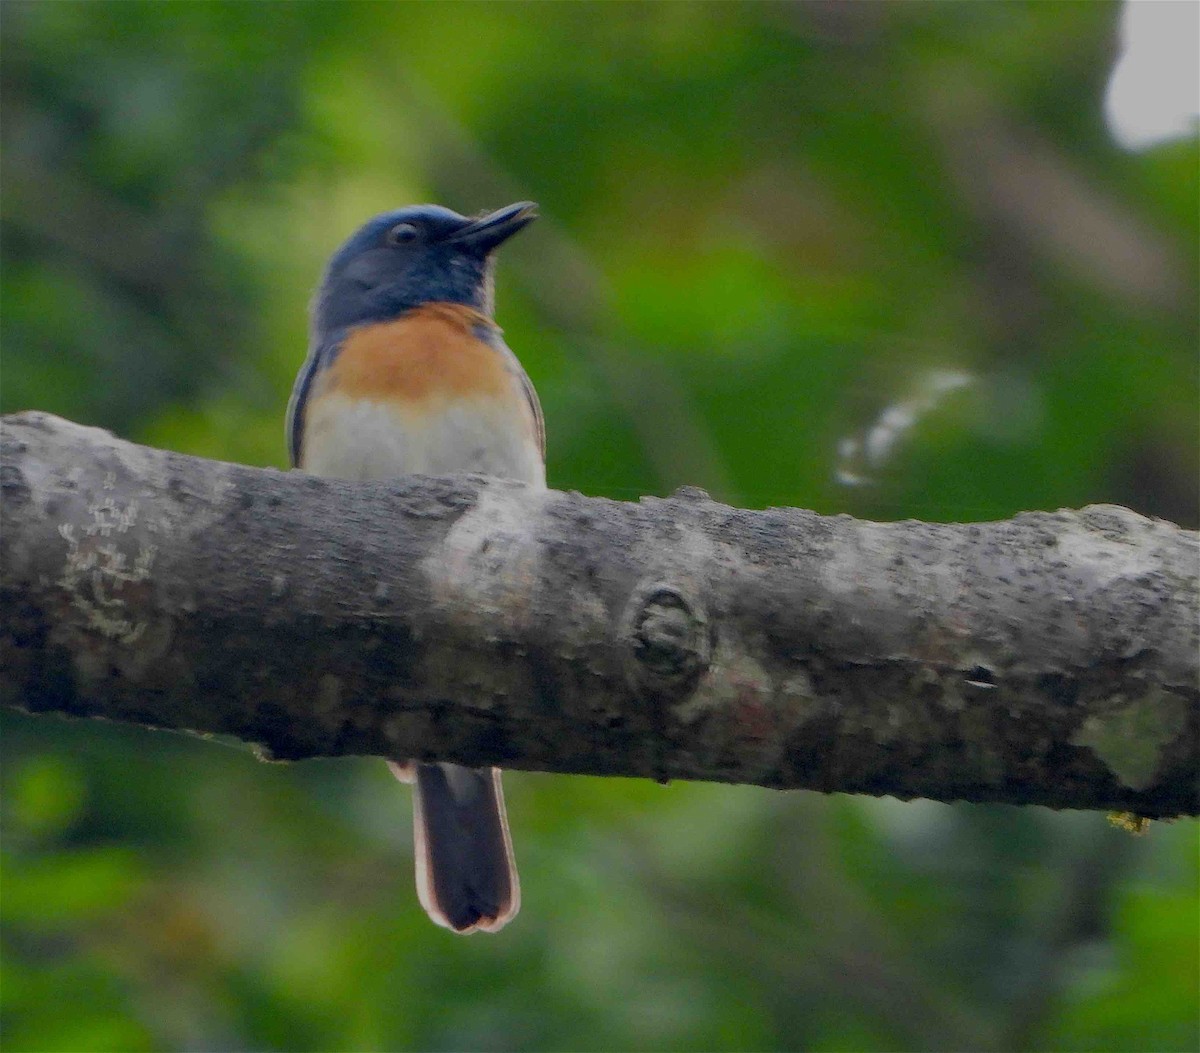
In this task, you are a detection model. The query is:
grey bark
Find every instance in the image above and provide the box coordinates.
[2,412,1197,817]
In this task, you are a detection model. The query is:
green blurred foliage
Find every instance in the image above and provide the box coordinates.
[2,2,1196,1051]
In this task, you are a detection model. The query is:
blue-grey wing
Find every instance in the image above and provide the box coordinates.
[475,323,545,460]
[286,338,334,469]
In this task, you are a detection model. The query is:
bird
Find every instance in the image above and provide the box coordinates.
[286,202,543,933]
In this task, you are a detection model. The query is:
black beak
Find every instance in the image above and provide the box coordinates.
[444,201,538,254]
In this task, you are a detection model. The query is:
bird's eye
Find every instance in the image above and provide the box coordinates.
[386,222,421,246]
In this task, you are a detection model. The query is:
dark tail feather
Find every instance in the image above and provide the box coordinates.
[395,761,519,934]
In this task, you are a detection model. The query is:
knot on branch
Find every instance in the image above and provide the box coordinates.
[625,585,710,697]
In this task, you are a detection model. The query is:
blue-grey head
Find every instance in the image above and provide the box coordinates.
[312,202,537,335]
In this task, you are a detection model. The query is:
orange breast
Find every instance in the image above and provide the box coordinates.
[321,303,511,403]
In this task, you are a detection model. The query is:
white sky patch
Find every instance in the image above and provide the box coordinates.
[1105,0,1200,151]
[836,370,974,488]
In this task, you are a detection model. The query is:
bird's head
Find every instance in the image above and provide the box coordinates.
[312,201,537,333]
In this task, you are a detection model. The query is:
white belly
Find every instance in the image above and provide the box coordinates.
[301,393,545,487]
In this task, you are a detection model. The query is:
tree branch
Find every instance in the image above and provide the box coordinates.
[2,412,1197,817]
